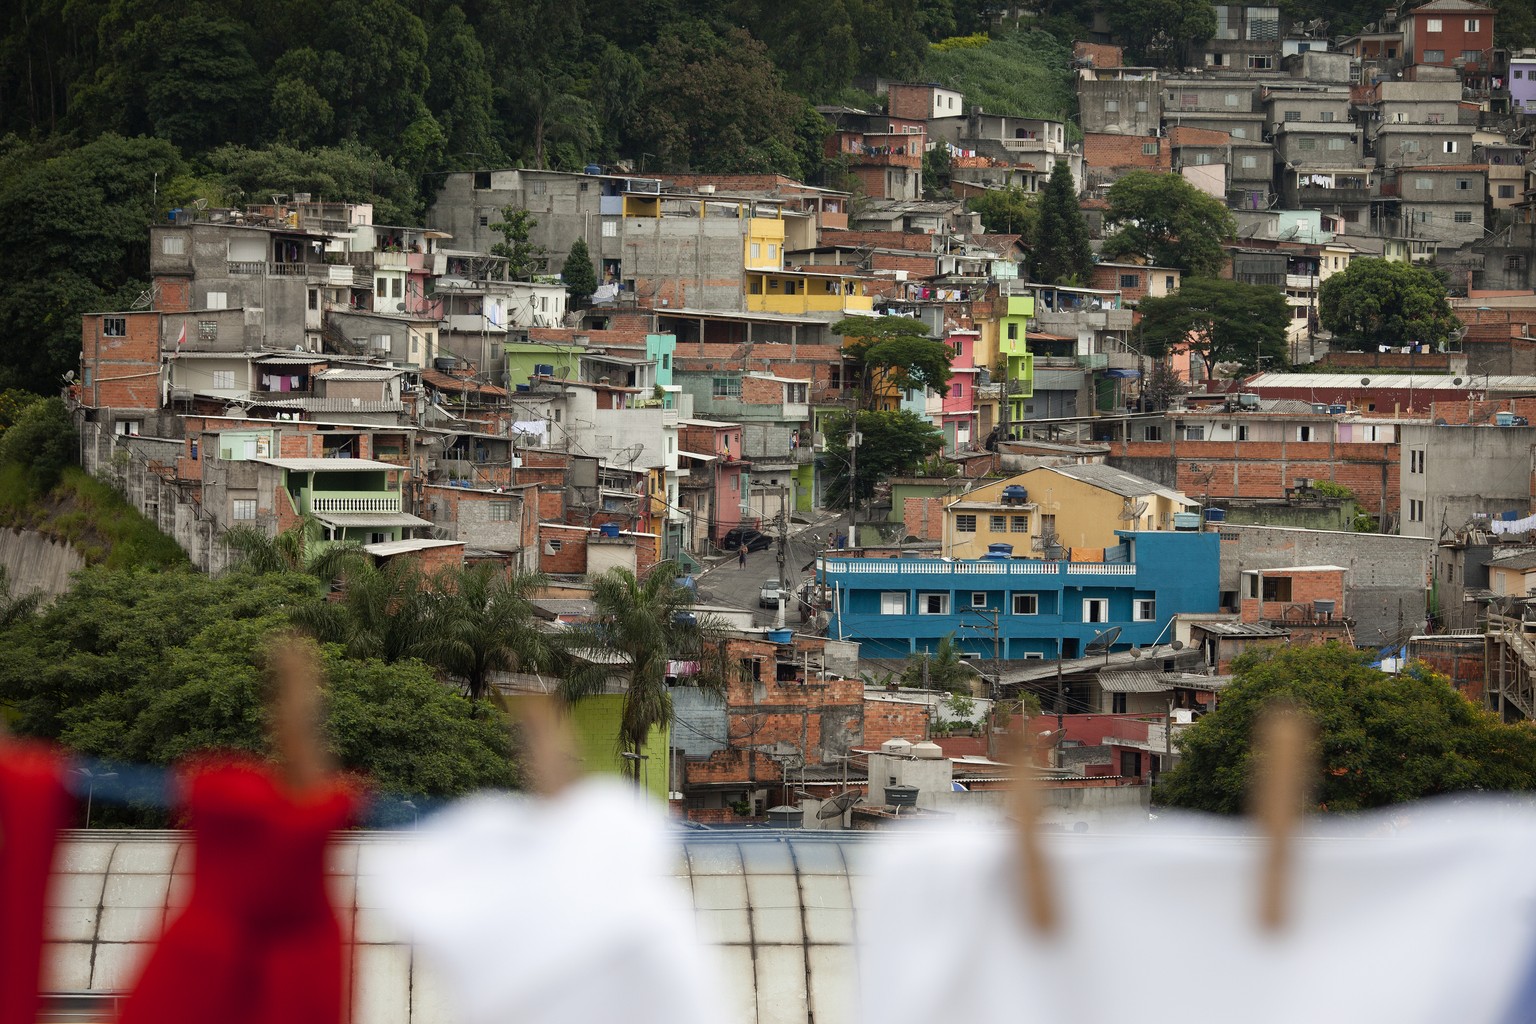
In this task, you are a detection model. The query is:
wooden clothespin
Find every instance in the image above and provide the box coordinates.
[1007,732,1058,936]
[1251,704,1314,933]
[515,696,581,798]
[269,635,330,791]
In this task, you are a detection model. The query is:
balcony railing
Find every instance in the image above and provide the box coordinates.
[309,496,403,513]
[271,262,311,276]
[227,261,266,275]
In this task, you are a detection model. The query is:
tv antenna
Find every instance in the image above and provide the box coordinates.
[1118,498,1150,521]
[816,790,863,819]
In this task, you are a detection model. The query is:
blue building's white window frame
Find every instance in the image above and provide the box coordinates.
[1012,593,1039,615]
[1083,597,1109,622]
[918,592,950,614]
[880,592,907,615]
[1134,597,1156,621]
[970,591,989,608]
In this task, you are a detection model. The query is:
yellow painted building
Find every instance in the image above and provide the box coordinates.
[941,464,1197,559]
[745,217,786,271]
[746,269,875,315]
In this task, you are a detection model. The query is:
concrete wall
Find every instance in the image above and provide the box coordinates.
[0,529,85,600]
[1399,423,1536,539]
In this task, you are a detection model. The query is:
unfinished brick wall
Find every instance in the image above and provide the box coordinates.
[739,375,784,404]
[82,312,161,411]
[904,497,947,542]
[538,525,588,574]
[1240,569,1346,623]
[863,699,931,748]
[154,277,191,313]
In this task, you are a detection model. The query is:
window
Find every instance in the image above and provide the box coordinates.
[1423,50,1444,63]
[711,376,740,397]
[1409,498,1424,522]
[990,514,1006,532]
[1134,598,1156,621]
[1298,138,1317,151]
[1142,142,1158,155]
[1232,127,1248,139]
[1415,177,1434,191]
[1284,110,1301,122]
[1184,425,1205,440]
[392,277,403,298]
[1328,137,1348,150]
[1410,449,1425,474]
[489,501,516,521]
[1113,692,1128,714]
[919,593,950,615]
[1011,515,1029,533]
[530,180,546,195]
[114,420,141,436]
[1461,50,1480,62]
[1181,93,1198,107]
[198,320,218,341]
[1239,155,1257,170]
[971,592,989,608]
[601,220,617,237]
[1499,185,1517,199]
[1144,424,1162,441]
[953,381,962,397]
[1426,17,1442,31]
[1517,70,1526,79]
[1464,18,1479,31]
[1104,99,1120,112]
[1007,323,1019,340]
[1120,274,1140,288]
[206,291,227,310]
[1320,111,1335,123]
[478,215,489,227]
[1012,593,1039,615]
[1297,425,1314,441]
[1507,255,1527,272]
[212,370,235,389]
[1248,54,1275,69]
[308,289,319,311]
[1083,598,1109,623]
[1120,751,1143,777]
[100,316,127,338]
[880,592,907,615]
[1225,93,1240,107]
[162,235,185,255]
[1237,424,1250,441]
[1454,211,1473,224]
[232,499,257,521]
[956,514,977,533]
[1041,513,1056,537]
[750,242,761,259]
[1456,178,1473,191]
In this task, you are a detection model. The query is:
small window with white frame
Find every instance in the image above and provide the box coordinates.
[971,592,989,608]
[1012,593,1039,615]
[1083,598,1109,623]
[880,592,907,615]
[919,593,950,615]
[231,498,258,521]
[1133,598,1156,621]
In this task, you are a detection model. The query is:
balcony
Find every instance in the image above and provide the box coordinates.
[1296,186,1371,204]
[270,262,312,276]
[375,251,409,270]
[817,211,849,231]
[309,495,403,513]
[227,261,267,275]
[1285,273,1319,289]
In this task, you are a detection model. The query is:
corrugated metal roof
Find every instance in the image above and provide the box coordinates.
[1038,463,1196,505]
[1192,621,1292,638]
[254,398,405,412]
[1489,551,1536,572]
[253,457,400,471]
[316,368,405,381]
[314,511,432,528]
[1097,669,1166,693]
[362,538,465,557]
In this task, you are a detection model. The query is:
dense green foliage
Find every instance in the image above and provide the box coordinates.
[1109,0,1215,66]
[902,634,977,694]
[1031,160,1093,285]
[923,29,1076,120]
[1136,277,1291,379]
[1157,645,1536,814]
[0,396,76,492]
[967,186,1039,236]
[1102,171,1237,279]
[834,315,956,408]
[562,239,598,309]
[0,568,516,817]
[1318,258,1459,353]
[820,409,946,508]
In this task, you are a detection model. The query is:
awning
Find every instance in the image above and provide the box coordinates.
[314,511,432,529]
[1105,368,1142,379]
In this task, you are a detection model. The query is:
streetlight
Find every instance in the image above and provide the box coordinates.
[620,751,650,796]
[72,767,118,828]
[401,799,419,828]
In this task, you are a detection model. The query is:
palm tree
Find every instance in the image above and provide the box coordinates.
[559,562,730,777]
[0,566,41,628]
[420,564,559,706]
[294,558,432,664]
[223,515,365,583]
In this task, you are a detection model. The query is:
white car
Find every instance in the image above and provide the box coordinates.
[758,580,781,609]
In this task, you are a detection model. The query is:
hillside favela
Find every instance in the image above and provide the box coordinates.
[7,0,1536,1021]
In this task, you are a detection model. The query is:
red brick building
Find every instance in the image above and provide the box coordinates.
[1402,0,1494,80]
[81,310,162,412]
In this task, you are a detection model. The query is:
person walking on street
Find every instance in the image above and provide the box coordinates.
[738,547,747,569]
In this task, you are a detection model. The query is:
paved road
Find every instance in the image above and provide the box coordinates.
[694,513,846,626]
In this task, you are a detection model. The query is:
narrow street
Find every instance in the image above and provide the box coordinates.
[693,513,847,626]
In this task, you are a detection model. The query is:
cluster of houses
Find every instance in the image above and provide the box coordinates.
[67,0,1536,823]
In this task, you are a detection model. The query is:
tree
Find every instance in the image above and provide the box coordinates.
[223,516,364,584]
[0,565,41,629]
[832,315,955,409]
[821,409,945,508]
[489,207,547,280]
[201,141,423,226]
[294,558,434,665]
[902,635,977,694]
[0,568,514,811]
[425,6,504,165]
[561,239,598,310]
[1108,0,1215,66]
[1030,159,1093,285]
[1101,171,1236,278]
[1139,359,1190,411]
[1318,258,1459,353]
[967,186,1039,236]
[559,563,731,776]
[1136,277,1290,380]
[922,143,952,198]
[0,397,76,492]
[420,565,559,706]
[1157,644,1536,814]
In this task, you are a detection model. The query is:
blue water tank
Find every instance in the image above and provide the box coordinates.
[987,543,1014,556]
[766,629,794,645]
[534,363,555,377]
[1204,508,1227,523]
[673,612,697,627]
[981,552,1009,562]
[1327,405,1346,415]
[598,523,621,537]
[168,208,182,222]
[1001,485,1028,504]
[515,384,530,393]
[585,164,602,175]
[1497,412,1516,427]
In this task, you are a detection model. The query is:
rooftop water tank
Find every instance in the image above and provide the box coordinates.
[981,552,1009,562]
[1172,512,1201,530]
[1497,412,1516,426]
[1204,508,1227,523]
[912,741,944,760]
[1001,485,1029,504]
[881,738,913,757]
[598,523,620,537]
[534,363,555,377]
[1313,599,1336,620]
[584,164,602,175]
[1238,393,1261,408]
[987,543,1014,556]
[766,628,794,645]
[765,805,804,829]
[887,785,919,807]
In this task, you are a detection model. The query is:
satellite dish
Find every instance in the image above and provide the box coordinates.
[1171,639,1185,651]
[1085,626,1122,656]
[1360,378,1371,386]
[1118,498,1150,520]
[1129,647,1144,661]
[817,790,863,819]
[193,198,209,211]
[1452,377,1465,386]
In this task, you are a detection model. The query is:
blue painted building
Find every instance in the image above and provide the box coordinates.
[824,531,1219,660]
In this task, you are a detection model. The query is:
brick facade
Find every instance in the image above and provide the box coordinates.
[82,311,161,411]
[903,496,947,542]
[862,697,931,748]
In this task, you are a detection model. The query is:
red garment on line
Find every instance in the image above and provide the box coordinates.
[0,742,72,1024]
[118,760,357,1024]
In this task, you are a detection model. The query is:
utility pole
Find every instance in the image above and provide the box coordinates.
[775,499,788,630]
[847,419,860,547]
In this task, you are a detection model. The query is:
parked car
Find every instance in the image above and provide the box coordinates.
[722,527,772,552]
[759,579,781,609]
